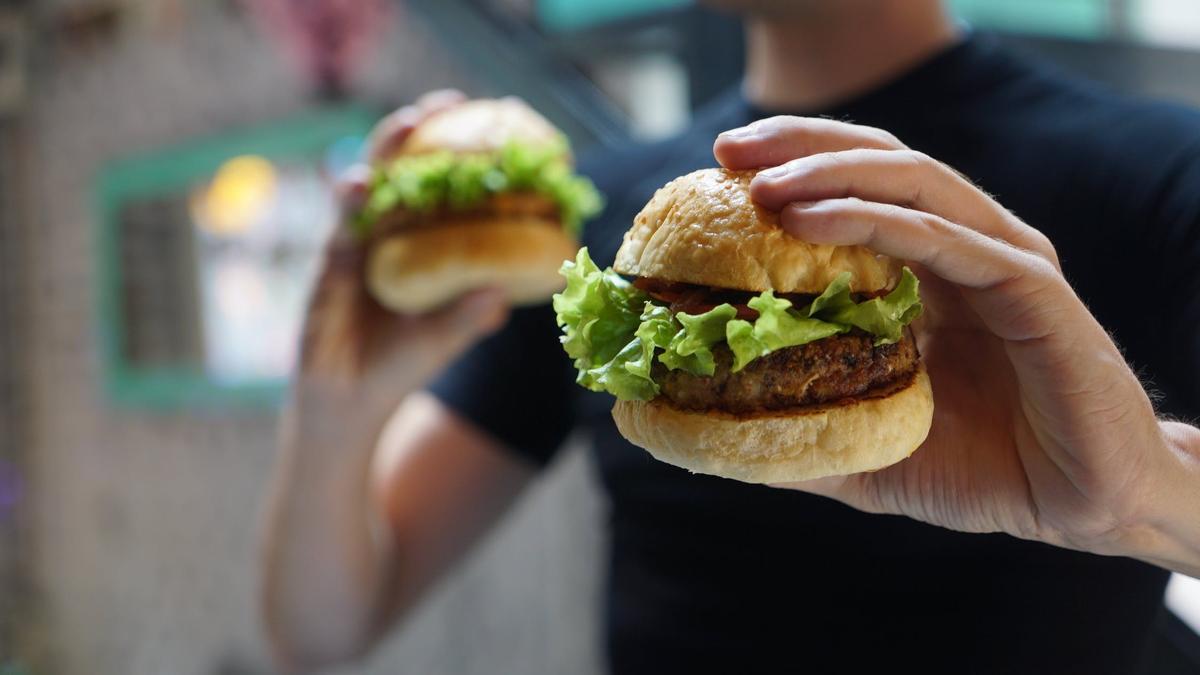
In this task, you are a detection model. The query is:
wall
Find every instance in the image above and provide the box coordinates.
[16,2,603,673]
[2,117,32,665]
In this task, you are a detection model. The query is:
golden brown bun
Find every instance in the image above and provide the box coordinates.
[612,366,933,484]
[366,218,579,314]
[398,98,567,158]
[615,168,900,293]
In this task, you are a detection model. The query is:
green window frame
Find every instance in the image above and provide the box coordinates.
[94,105,375,409]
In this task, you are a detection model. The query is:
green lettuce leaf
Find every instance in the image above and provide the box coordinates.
[552,249,924,401]
[659,304,738,376]
[579,337,659,402]
[635,303,679,354]
[591,303,679,401]
[725,291,849,371]
[806,268,923,344]
[356,138,604,237]
[553,248,653,398]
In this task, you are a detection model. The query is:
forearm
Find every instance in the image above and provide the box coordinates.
[1132,421,1200,579]
[259,395,397,670]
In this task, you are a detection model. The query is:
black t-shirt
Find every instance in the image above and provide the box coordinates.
[430,34,1200,674]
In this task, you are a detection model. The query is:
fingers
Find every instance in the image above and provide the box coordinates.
[753,149,1058,263]
[367,89,468,164]
[781,198,1073,343]
[371,288,510,387]
[714,116,1057,264]
[414,88,470,112]
[715,116,904,170]
[420,287,511,340]
[336,163,372,216]
[350,89,468,218]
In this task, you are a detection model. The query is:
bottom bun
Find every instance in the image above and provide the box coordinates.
[366,218,579,314]
[612,365,933,484]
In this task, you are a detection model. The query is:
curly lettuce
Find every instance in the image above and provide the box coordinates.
[552,248,653,400]
[553,248,923,401]
[355,137,603,237]
[725,292,849,372]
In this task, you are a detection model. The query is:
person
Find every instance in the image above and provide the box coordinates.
[260,1,1200,672]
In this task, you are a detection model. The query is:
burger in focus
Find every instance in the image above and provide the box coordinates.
[355,98,603,313]
[553,168,933,484]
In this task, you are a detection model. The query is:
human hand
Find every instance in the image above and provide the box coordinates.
[298,90,509,421]
[714,117,1200,573]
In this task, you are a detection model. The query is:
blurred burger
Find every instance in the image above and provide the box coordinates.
[554,169,933,484]
[356,98,602,313]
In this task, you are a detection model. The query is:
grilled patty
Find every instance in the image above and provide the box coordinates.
[653,330,919,415]
[371,192,559,238]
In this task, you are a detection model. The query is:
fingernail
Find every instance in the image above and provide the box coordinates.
[719,126,757,140]
[758,165,788,179]
[787,201,818,211]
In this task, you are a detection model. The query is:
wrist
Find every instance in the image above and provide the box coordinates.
[281,378,407,467]
[1126,421,1200,577]
[293,369,411,428]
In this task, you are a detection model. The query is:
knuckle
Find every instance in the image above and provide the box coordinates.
[1020,252,1064,287]
[874,200,910,222]
[810,150,848,171]
[766,156,819,184]
[865,125,905,148]
[986,251,1068,340]
[914,209,953,236]
[751,115,800,136]
[1028,228,1061,263]
[899,149,935,171]
[895,151,935,205]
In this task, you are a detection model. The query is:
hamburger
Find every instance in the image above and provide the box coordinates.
[553,168,933,484]
[355,98,603,313]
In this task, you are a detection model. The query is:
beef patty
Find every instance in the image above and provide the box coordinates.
[653,330,919,415]
[370,191,559,239]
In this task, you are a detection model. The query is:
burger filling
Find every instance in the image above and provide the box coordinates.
[354,138,603,237]
[366,192,562,239]
[553,248,923,412]
[655,333,918,414]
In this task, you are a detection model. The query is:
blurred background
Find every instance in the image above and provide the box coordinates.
[1,0,1200,673]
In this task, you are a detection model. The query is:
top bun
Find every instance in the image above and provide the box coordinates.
[398,98,568,159]
[614,169,900,294]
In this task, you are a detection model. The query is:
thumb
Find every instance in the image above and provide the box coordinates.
[769,475,850,499]
[435,287,511,337]
[396,288,511,362]
[768,474,887,514]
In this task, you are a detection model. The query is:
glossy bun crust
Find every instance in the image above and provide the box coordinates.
[614,168,900,293]
[398,98,567,158]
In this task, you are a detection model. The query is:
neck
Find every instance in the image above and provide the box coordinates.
[743,1,959,111]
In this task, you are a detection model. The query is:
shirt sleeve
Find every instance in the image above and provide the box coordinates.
[426,302,577,467]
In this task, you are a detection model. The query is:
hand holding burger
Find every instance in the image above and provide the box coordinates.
[555,169,932,483]
[713,116,1200,577]
[300,91,601,413]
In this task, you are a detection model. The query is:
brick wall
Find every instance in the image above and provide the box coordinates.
[1,118,33,667]
[15,2,604,673]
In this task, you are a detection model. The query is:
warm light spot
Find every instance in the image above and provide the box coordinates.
[213,261,269,321]
[195,155,278,235]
